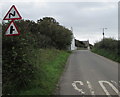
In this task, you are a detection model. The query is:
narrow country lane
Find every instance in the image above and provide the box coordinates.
[59,50,119,96]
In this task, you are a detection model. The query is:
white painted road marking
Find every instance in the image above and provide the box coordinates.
[99,81,112,96]
[72,80,120,96]
[72,81,85,95]
[87,81,95,96]
[111,80,120,88]
[99,81,120,96]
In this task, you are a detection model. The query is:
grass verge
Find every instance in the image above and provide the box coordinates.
[19,49,71,95]
[91,48,119,63]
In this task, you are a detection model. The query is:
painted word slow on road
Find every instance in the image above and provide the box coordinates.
[72,80,120,96]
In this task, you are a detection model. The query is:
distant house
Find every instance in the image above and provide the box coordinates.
[75,39,90,50]
[82,40,90,50]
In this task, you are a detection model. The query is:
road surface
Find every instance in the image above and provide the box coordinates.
[59,50,119,96]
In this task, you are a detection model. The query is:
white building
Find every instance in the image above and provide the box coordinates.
[71,36,75,50]
[71,35,77,50]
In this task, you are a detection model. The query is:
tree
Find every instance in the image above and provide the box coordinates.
[37,17,72,49]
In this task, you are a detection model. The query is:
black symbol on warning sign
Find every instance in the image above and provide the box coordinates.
[5,21,20,36]
[10,26,15,34]
[3,5,22,20]
[9,11,15,18]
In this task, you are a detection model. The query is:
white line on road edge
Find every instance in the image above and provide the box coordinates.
[86,81,95,96]
[99,81,120,97]
[72,81,85,95]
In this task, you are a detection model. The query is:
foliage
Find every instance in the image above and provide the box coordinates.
[19,49,70,95]
[94,38,118,55]
[92,38,119,63]
[37,17,73,49]
[2,17,72,95]
[2,30,37,94]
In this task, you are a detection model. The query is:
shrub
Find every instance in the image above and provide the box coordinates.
[92,38,119,62]
[2,25,37,94]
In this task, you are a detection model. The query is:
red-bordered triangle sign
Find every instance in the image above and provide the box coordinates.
[5,21,20,36]
[3,5,22,20]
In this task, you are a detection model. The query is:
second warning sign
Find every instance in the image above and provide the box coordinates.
[3,5,22,36]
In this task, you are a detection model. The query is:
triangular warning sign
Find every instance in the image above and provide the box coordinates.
[3,5,22,20]
[5,21,20,36]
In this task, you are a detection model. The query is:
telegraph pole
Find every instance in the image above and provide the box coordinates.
[102,28,107,46]
[103,28,107,40]
[71,27,73,32]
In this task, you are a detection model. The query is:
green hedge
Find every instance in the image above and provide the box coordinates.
[2,32,37,95]
[2,17,72,95]
[92,38,120,63]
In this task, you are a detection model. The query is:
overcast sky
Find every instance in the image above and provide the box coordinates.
[1,0,119,44]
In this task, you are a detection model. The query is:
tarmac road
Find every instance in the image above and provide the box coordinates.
[59,50,119,96]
